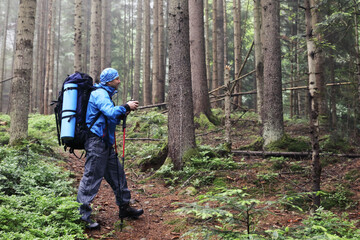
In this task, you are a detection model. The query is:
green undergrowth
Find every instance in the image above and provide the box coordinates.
[176,188,360,239]
[0,114,85,239]
[320,134,354,154]
[156,144,239,188]
[0,114,58,147]
[0,144,85,239]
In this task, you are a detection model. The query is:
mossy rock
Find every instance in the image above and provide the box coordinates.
[194,113,216,130]
[239,137,264,151]
[138,142,168,172]
[265,134,311,152]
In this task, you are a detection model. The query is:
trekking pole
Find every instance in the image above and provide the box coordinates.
[119,115,127,231]
[121,115,126,167]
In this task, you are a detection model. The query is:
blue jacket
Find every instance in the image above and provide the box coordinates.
[86,84,129,145]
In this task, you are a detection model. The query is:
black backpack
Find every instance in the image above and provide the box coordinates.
[54,72,101,155]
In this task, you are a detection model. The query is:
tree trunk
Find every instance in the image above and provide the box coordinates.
[133,0,143,102]
[74,0,83,72]
[55,0,62,96]
[38,0,47,114]
[0,0,10,113]
[9,0,37,145]
[49,0,56,107]
[233,0,242,109]
[212,0,218,101]
[44,0,54,115]
[89,0,101,83]
[204,0,212,91]
[122,1,128,104]
[354,0,360,125]
[189,0,212,118]
[216,0,225,105]
[254,0,263,122]
[261,0,284,146]
[224,66,231,145]
[290,0,299,119]
[101,0,111,70]
[168,0,196,170]
[143,0,151,106]
[329,54,337,129]
[151,0,159,104]
[305,0,321,209]
[83,0,91,74]
[158,0,166,104]
[311,0,327,121]
[223,0,227,66]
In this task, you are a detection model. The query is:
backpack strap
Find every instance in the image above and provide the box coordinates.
[87,87,110,134]
[88,111,102,130]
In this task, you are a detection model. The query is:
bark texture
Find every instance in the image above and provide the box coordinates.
[168,0,196,170]
[133,0,143,102]
[89,0,101,83]
[10,0,37,144]
[151,0,159,104]
[0,0,10,112]
[74,0,83,72]
[254,0,263,122]
[189,0,212,117]
[305,0,321,209]
[261,0,284,146]
[143,0,151,105]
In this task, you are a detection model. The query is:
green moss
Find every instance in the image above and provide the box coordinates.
[265,134,311,152]
[194,113,216,130]
[138,142,168,172]
[182,147,201,163]
[239,137,264,151]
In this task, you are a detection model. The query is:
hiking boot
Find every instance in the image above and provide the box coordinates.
[119,204,144,219]
[84,220,100,230]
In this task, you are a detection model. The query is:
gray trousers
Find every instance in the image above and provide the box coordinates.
[77,132,131,222]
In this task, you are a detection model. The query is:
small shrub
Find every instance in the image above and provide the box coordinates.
[321,184,356,210]
[176,188,271,239]
[255,172,279,185]
[270,156,288,170]
[268,207,360,239]
[320,134,353,154]
[345,169,360,181]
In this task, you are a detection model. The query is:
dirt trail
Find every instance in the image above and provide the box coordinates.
[63,150,192,240]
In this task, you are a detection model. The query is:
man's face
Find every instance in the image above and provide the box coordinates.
[107,77,121,89]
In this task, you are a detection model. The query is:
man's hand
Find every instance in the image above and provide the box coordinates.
[127,100,139,111]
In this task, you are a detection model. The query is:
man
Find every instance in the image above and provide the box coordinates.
[77,68,144,229]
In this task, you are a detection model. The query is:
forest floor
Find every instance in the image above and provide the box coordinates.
[60,117,360,240]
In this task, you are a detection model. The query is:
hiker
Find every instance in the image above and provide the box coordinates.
[77,68,144,229]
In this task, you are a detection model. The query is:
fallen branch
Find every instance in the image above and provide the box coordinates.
[125,138,163,141]
[232,150,360,158]
[138,102,167,110]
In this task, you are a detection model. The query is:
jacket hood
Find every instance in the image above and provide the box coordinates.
[94,83,118,98]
